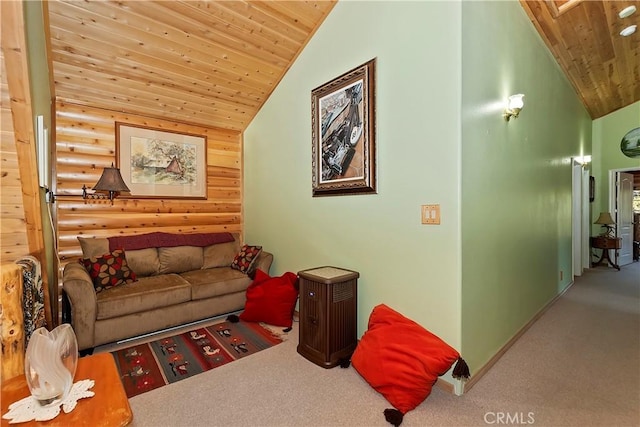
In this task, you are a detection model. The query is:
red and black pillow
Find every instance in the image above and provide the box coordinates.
[79,249,137,293]
[230,245,262,274]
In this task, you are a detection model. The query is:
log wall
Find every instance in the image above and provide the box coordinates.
[55,102,243,266]
[1,263,25,382]
[0,49,29,263]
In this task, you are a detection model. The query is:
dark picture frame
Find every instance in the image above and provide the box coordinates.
[116,122,208,199]
[311,59,376,196]
[620,126,640,158]
[589,176,595,203]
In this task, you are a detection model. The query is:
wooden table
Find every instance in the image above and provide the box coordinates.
[591,236,622,271]
[1,353,132,426]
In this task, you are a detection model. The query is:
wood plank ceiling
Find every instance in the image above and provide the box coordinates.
[47,1,337,132]
[47,0,638,131]
[520,0,640,119]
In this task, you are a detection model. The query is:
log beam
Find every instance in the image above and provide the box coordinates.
[1,0,53,328]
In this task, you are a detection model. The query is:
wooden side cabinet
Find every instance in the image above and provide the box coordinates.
[297,267,359,368]
[591,236,621,270]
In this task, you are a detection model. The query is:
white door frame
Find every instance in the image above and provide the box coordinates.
[572,160,590,278]
[572,162,581,276]
[607,166,640,266]
[581,168,590,269]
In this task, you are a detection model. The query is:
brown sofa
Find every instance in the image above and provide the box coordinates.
[62,233,272,351]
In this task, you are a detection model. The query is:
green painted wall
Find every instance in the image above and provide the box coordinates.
[460,1,592,371]
[24,0,52,127]
[591,101,640,234]
[24,0,57,320]
[245,1,463,348]
[245,0,594,375]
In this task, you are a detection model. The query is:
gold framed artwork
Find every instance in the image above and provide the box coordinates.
[311,58,377,196]
[116,122,207,199]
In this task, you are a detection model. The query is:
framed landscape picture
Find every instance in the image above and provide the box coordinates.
[116,123,207,199]
[621,127,640,158]
[311,58,377,196]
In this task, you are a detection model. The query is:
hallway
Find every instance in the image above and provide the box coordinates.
[458,260,640,426]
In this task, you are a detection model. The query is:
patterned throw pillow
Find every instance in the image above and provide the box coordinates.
[80,249,137,293]
[230,245,262,274]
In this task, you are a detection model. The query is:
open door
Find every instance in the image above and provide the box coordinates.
[616,172,634,267]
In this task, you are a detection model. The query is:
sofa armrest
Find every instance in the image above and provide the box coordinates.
[253,251,273,275]
[62,262,97,350]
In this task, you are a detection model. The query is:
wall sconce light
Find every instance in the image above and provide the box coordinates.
[503,94,525,121]
[574,155,592,165]
[48,163,130,205]
[594,212,616,237]
[82,163,130,204]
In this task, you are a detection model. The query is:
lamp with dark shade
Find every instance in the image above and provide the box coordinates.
[594,212,615,237]
[82,163,130,203]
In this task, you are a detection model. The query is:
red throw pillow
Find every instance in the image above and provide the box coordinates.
[239,269,298,327]
[79,249,137,293]
[351,304,469,424]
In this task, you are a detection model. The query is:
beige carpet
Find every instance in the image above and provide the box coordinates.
[121,262,640,427]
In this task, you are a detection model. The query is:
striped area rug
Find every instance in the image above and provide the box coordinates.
[112,320,282,398]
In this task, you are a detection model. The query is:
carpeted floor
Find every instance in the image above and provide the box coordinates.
[118,262,639,427]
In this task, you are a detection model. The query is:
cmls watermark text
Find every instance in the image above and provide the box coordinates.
[484,412,535,425]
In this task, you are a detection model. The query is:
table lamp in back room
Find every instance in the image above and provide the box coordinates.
[594,212,616,237]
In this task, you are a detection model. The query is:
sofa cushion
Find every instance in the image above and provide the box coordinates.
[125,248,160,277]
[230,245,262,274]
[96,274,191,320]
[78,237,109,258]
[202,234,241,269]
[239,270,299,327]
[181,268,251,300]
[158,246,204,274]
[80,249,137,293]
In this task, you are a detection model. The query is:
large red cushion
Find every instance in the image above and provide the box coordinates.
[239,269,298,327]
[351,304,462,415]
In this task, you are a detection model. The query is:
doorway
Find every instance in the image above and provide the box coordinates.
[608,167,640,268]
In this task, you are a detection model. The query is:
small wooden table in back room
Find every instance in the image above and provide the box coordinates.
[1,353,132,427]
[297,266,359,368]
[591,236,622,271]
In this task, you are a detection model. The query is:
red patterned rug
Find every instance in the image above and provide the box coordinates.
[112,320,283,398]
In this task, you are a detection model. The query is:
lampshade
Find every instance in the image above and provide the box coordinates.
[594,212,615,225]
[93,164,130,193]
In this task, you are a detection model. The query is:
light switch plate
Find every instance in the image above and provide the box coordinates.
[421,204,441,224]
